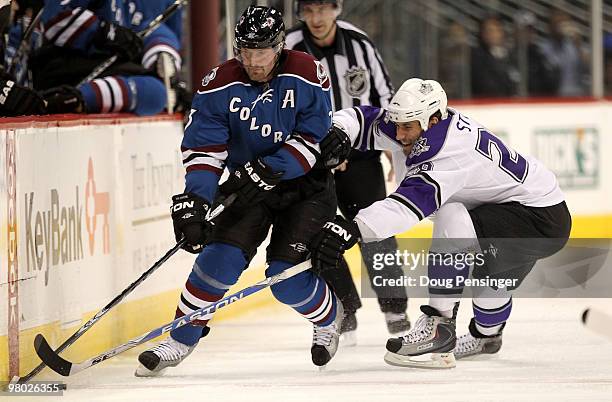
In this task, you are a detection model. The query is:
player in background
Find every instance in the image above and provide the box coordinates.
[0,0,47,116]
[311,78,571,368]
[25,0,182,115]
[135,6,344,376]
[286,0,409,342]
[3,0,44,87]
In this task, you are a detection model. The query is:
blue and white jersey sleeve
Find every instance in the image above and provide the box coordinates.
[42,0,182,69]
[137,0,182,71]
[42,0,102,52]
[181,90,229,203]
[263,129,323,180]
[333,105,401,153]
[262,82,331,178]
[141,23,182,71]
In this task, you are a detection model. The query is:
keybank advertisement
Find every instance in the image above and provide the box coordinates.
[16,125,116,327]
[11,120,193,332]
[0,118,196,381]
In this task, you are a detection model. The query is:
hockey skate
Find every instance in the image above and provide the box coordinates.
[339,311,357,346]
[311,301,344,367]
[454,318,503,359]
[384,305,456,369]
[135,335,198,377]
[384,311,411,335]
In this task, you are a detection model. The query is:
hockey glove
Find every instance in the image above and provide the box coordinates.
[219,158,283,207]
[93,20,143,62]
[310,215,360,272]
[317,125,352,169]
[0,79,47,116]
[41,85,85,114]
[171,192,213,254]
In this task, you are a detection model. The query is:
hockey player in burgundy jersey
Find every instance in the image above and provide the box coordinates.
[135,6,344,376]
[28,0,182,115]
[311,78,571,368]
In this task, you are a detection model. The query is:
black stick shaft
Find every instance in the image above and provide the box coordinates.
[7,8,43,76]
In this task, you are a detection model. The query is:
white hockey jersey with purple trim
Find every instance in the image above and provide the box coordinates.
[332,105,565,240]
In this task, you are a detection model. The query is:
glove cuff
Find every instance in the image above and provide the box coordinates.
[323,215,361,249]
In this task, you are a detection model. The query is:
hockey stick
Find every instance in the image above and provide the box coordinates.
[78,0,187,86]
[159,52,176,114]
[582,308,612,341]
[15,192,236,384]
[34,259,313,377]
[6,7,44,77]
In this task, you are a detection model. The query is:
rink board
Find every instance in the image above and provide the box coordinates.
[1,100,612,381]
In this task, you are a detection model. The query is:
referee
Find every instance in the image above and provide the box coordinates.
[286,0,410,342]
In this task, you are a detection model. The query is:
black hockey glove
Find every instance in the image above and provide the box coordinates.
[41,85,85,114]
[310,215,360,272]
[0,79,47,117]
[93,20,143,62]
[317,125,351,169]
[171,192,212,254]
[219,158,283,207]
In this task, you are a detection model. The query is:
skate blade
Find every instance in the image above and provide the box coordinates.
[384,351,456,369]
[134,364,168,377]
[340,330,357,347]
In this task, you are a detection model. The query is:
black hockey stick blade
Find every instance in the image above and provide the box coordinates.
[34,334,72,376]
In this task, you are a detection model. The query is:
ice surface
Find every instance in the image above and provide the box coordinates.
[21,298,612,402]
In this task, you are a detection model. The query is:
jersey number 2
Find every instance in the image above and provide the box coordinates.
[476,129,529,183]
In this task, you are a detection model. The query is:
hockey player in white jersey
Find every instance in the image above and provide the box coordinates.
[311,78,572,368]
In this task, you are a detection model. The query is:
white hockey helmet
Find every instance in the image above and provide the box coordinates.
[387,78,448,131]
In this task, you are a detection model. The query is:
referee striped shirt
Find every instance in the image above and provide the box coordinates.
[286,20,394,112]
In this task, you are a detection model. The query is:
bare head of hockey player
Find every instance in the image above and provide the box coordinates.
[296,0,343,46]
[233,6,286,83]
[387,78,448,156]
